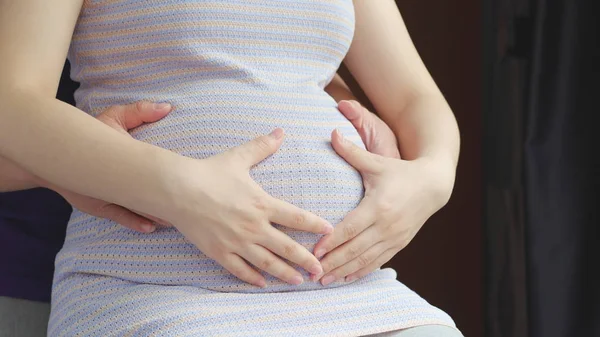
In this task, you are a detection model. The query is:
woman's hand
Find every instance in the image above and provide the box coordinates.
[312,103,455,285]
[168,129,333,288]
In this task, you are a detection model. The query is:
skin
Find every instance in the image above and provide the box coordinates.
[0,0,459,287]
[0,77,389,279]
[0,0,332,287]
[0,81,365,234]
[0,101,174,233]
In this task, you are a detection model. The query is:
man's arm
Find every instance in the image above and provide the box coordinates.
[0,157,36,191]
[325,73,360,103]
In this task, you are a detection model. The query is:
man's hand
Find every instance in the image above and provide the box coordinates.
[336,100,400,159]
[41,102,173,233]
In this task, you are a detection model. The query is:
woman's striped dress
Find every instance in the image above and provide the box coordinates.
[49,1,458,336]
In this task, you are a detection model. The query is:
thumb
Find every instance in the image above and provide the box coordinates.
[227,128,285,167]
[98,204,156,233]
[331,129,383,174]
[97,101,172,133]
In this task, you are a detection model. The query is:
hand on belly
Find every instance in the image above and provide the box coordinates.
[161,128,345,290]
[65,100,366,293]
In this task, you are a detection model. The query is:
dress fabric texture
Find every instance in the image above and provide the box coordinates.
[49,1,458,336]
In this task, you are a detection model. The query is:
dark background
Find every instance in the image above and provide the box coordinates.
[346,0,599,336]
[484,0,600,336]
[387,2,482,337]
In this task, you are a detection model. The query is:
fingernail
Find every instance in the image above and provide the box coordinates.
[269,128,283,139]
[290,275,304,285]
[314,248,326,260]
[153,102,171,111]
[336,129,347,144]
[309,263,323,275]
[321,275,335,286]
[322,222,334,234]
[141,224,156,233]
[345,275,357,282]
[257,279,267,288]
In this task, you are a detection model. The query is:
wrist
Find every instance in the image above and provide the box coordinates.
[141,144,201,220]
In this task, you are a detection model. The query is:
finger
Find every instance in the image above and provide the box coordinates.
[267,197,333,235]
[258,227,323,276]
[338,100,369,149]
[244,244,304,285]
[125,101,173,126]
[344,248,398,283]
[97,101,172,132]
[331,128,384,174]
[218,253,267,288]
[317,241,387,285]
[133,210,174,227]
[316,226,383,279]
[98,204,156,233]
[337,100,364,123]
[313,197,376,259]
[226,129,284,168]
[339,101,387,156]
[146,215,173,227]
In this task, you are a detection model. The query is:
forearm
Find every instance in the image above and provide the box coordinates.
[327,72,458,169]
[385,93,459,170]
[0,88,179,217]
[343,0,459,173]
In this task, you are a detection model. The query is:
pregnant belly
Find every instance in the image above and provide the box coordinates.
[59,94,366,293]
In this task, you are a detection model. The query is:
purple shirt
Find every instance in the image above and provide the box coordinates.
[0,189,71,302]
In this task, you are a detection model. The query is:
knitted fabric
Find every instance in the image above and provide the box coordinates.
[49,1,457,335]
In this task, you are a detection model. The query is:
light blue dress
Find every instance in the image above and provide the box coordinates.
[49,1,458,336]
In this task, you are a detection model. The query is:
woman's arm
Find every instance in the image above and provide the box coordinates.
[0,101,173,194]
[0,0,332,286]
[344,0,459,174]
[0,72,360,192]
[311,0,460,283]
[0,0,179,217]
